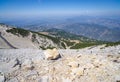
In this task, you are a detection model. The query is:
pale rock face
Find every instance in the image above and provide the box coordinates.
[44,48,60,60]
[0,45,120,82]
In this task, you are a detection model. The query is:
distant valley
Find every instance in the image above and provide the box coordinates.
[12,16,120,42]
[0,23,102,49]
[0,23,120,49]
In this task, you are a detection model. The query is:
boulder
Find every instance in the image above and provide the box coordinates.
[44,48,61,60]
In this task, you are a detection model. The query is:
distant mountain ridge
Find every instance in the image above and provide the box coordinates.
[22,22,120,42]
[0,23,106,49]
[59,23,120,42]
[1,23,120,49]
[14,16,120,42]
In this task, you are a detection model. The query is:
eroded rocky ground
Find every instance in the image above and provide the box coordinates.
[0,45,120,82]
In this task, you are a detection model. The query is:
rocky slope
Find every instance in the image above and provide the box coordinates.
[0,24,105,49]
[0,24,61,49]
[0,45,120,82]
[0,35,11,49]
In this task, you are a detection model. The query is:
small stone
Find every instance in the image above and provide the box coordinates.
[116,80,120,82]
[0,71,5,82]
[113,60,118,62]
[107,55,113,58]
[118,51,120,54]
[77,55,81,58]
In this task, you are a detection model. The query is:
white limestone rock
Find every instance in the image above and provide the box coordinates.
[44,48,61,60]
[0,45,120,82]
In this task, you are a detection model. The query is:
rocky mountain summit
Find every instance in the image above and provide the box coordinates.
[0,23,120,82]
[0,45,120,82]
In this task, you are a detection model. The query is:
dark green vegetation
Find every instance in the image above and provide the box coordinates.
[70,42,98,49]
[39,46,56,50]
[32,31,60,44]
[61,42,66,49]
[105,41,120,47]
[60,23,120,42]
[32,33,36,42]
[44,28,106,49]
[44,28,97,42]
[6,28,30,37]
[63,40,75,47]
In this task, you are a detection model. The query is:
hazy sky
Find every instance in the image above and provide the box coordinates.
[0,0,120,18]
